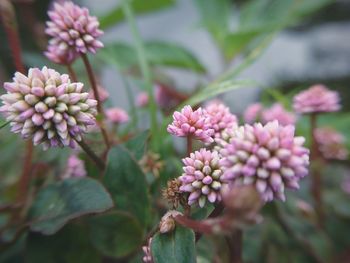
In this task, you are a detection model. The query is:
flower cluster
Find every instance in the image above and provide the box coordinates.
[167,105,214,143]
[179,149,225,207]
[204,101,237,138]
[62,154,87,179]
[243,103,262,124]
[0,67,97,149]
[293,84,341,114]
[261,103,296,126]
[219,121,309,202]
[45,1,104,65]
[314,127,348,160]
[105,107,129,124]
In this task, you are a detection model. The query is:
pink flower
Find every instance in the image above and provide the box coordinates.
[220,121,310,202]
[204,101,237,138]
[261,103,296,126]
[167,105,214,143]
[88,85,109,103]
[105,107,129,124]
[136,92,149,108]
[45,1,104,60]
[243,103,263,124]
[179,149,225,207]
[314,127,348,160]
[293,84,341,114]
[0,67,97,150]
[62,154,87,179]
[142,238,153,263]
[45,43,78,65]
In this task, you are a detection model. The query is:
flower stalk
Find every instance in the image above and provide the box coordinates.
[76,139,105,171]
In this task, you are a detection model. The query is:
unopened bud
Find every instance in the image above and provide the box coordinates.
[159,210,182,234]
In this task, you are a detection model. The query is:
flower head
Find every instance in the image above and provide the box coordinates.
[293,84,341,114]
[142,238,153,263]
[139,151,164,178]
[136,92,149,107]
[62,154,87,179]
[204,101,237,138]
[167,105,214,143]
[45,43,77,65]
[314,127,348,160]
[261,103,296,126]
[243,103,263,124]
[45,1,103,61]
[0,67,97,150]
[105,107,129,124]
[179,149,226,207]
[88,85,109,103]
[220,121,309,202]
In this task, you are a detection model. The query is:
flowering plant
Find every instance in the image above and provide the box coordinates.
[0,1,349,263]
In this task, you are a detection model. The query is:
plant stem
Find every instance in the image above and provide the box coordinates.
[66,64,77,82]
[76,139,105,171]
[0,0,34,207]
[310,113,324,226]
[227,229,243,263]
[186,136,192,156]
[122,0,158,148]
[80,53,110,149]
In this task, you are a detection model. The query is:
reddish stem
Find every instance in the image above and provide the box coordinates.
[81,53,110,149]
[186,136,192,156]
[227,229,243,263]
[67,64,77,82]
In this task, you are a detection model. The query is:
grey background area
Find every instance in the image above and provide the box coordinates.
[83,0,350,114]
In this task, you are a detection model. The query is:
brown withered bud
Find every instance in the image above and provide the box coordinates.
[162,178,183,208]
[159,210,182,234]
[221,185,263,226]
[139,151,164,178]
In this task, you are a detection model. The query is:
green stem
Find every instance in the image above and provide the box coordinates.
[122,0,158,147]
[120,75,138,129]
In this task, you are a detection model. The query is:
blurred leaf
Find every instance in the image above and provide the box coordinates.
[99,0,175,29]
[0,118,10,130]
[124,130,149,160]
[27,224,100,263]
[151,225,196,263]
[325,191,350,218]
[103,145,151,227]
[193,0,231,44]
[29,178,113,235]
[100,41,206,73]
[88,211,144,258]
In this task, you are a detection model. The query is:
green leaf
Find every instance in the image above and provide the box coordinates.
[194,0,231,44]
[124,130,149,160]
[151,225,196,263]
[27,224,101,263]
[99,41,206,73]
[88,211,144,258]
[0,118,10,130]
[99,0,175,29]
[29,178,114,235]
[103,145,151,227]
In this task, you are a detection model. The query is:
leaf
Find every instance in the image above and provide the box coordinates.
[27,224,101,263]
[0,118,10,130]
[29,178,114,235]
[151,225,196,263]
[99,0,175,29]
[193,0,231,44]
[88,211,144,258]
[124,130,149,160]
[103,145,151,227]
[99,42,206,73]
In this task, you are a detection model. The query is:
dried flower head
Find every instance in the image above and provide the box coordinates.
[293,84,341,114]
[220,121,309,202]
[314,127,348,160]
[162,178,183,208]
[167,105,214,143]
[62,154,86,179]
[159,210,182,234]
[105,107,129,124]
[179,149,226,207]
[45,1,103,62]
[0,67,97,149]
[204,101,237,138]
[243,103,263,124]
[139,151,164,178]
[261,103,296,126]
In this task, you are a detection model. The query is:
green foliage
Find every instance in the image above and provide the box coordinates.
[28,178,113,235]
[99,0,175,29]
[89,211,144,258]
[27,225,101,263]
[124,130,150,160]
[151,225,196,263]
[99,41,206,73]
[103,145,151,227]
[0,118,10,130]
